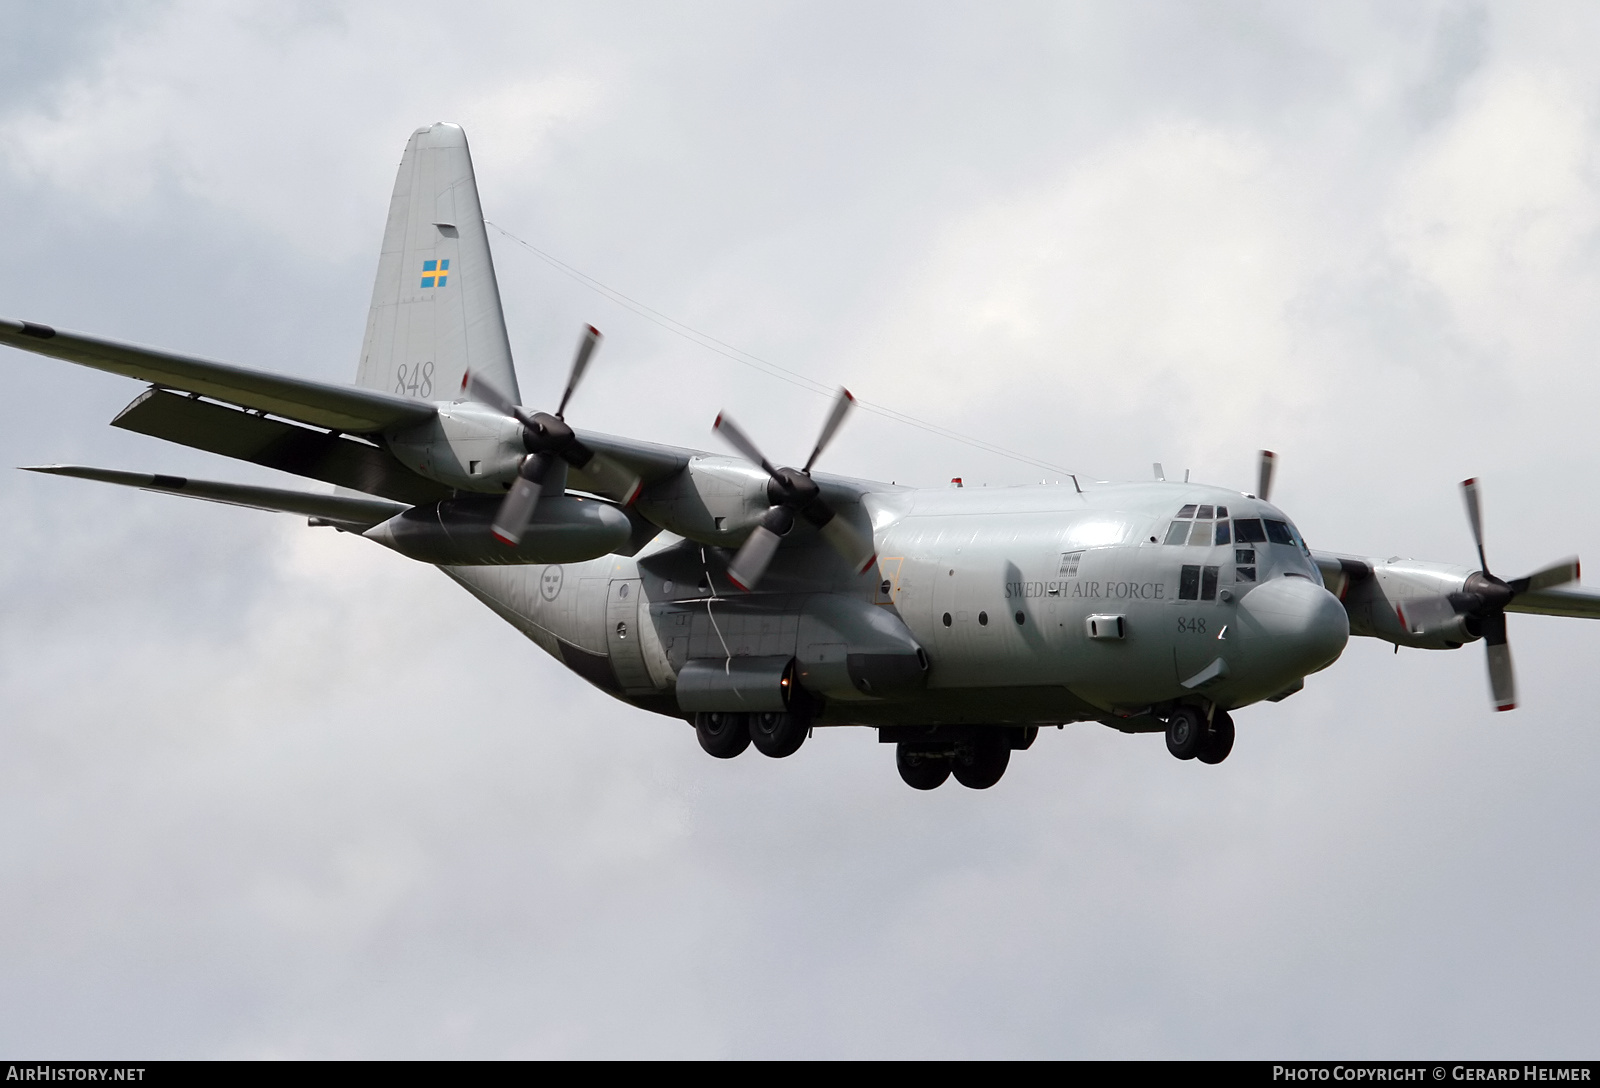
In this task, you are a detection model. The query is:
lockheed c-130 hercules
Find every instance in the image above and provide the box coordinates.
[8,122,1600,791]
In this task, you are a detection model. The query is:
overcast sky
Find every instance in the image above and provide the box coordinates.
[2,0,1599,1058]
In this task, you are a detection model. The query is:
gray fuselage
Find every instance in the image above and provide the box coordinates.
[442,472,1351,731]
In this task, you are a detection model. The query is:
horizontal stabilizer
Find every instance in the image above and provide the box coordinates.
[23,464,407,529]
[0,318,436,434]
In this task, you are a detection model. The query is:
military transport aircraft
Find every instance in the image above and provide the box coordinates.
[7,122,1600,791]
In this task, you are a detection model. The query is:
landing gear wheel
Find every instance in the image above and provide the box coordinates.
[1197,710,1235,764]
[951,733,1010,789]
[896,744,951,790]
[751,710,808,758]
[695,711,750,759]
[1165,706,1207,760]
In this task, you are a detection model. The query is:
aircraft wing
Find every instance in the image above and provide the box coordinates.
[1507,586,1600,619]
[569,428,696,492]
[23,464,407,530]
[0,319,436,434]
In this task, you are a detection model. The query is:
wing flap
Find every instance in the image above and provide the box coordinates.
[23,465,407,529]
[112,387,452,505]
[0,318,436,433]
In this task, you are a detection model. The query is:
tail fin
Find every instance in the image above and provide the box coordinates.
[355,123,520,406]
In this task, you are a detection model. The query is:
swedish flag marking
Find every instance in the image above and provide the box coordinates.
[421,258,450,288]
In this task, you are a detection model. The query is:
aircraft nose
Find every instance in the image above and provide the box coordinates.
[1235,575,1349,679]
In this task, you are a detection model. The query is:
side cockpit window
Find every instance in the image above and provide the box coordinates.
[1264,519,1295,545]
[1163,504,1230,546]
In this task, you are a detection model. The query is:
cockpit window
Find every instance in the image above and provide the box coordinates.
[1164,504,1234,547]
[1264,519,1295,545]
[1233,518,1266,543]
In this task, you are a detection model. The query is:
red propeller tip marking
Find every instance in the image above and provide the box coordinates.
[586,325,600,337]
[621,481,643,506]
[857,553,879,575]
[1496,702,1516,712]
[727,575,752,592]
[460,370,470,391]
[491,529,516,546]
[1463,477,1477,487]
[713,413,723,428]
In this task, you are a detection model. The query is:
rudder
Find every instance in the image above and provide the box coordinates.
[356,123,520,406]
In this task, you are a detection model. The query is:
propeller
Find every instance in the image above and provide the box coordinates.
[1414,478,1580,711]
[460,326,641,546]
[712,387,877,591]
[1257,450,1277,502]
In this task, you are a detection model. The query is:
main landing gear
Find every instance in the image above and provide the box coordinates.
[891,726,1035,791]
[1165,705,1235,764]
[694,710,810,760]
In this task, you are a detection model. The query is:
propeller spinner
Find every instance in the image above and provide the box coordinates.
[713,388,877,591]
[461,326,641,546]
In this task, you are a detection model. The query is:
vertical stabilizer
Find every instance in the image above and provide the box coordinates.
[356,123,519,405]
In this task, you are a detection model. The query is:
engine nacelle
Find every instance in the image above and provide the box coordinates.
[1333,555,1481,650]
[633,456,773,546]
[385,402,526,493]
[363,494,631,565]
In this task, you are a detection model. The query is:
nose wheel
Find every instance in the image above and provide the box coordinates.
[1166,706,1235,764]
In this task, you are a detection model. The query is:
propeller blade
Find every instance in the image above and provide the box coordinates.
[728,525,784,591]
[713,412,779,477]
[1395,594,1459,636]
[1461,477,1490,573]
[727,506,795,591]
[461,370,518,416]
[816,511,877,574]
[491,453,554,546]
[580,452,643,506]
[555,326,602,419]
[1480,610,1516,711]
[1511,556,1580,595]
[1257,450,1276,502]
[802,388,856,473]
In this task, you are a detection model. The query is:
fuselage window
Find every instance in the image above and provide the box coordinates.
[1179,564,1221,601]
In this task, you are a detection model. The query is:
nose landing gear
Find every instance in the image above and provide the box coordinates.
[1165,705,1235,764]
